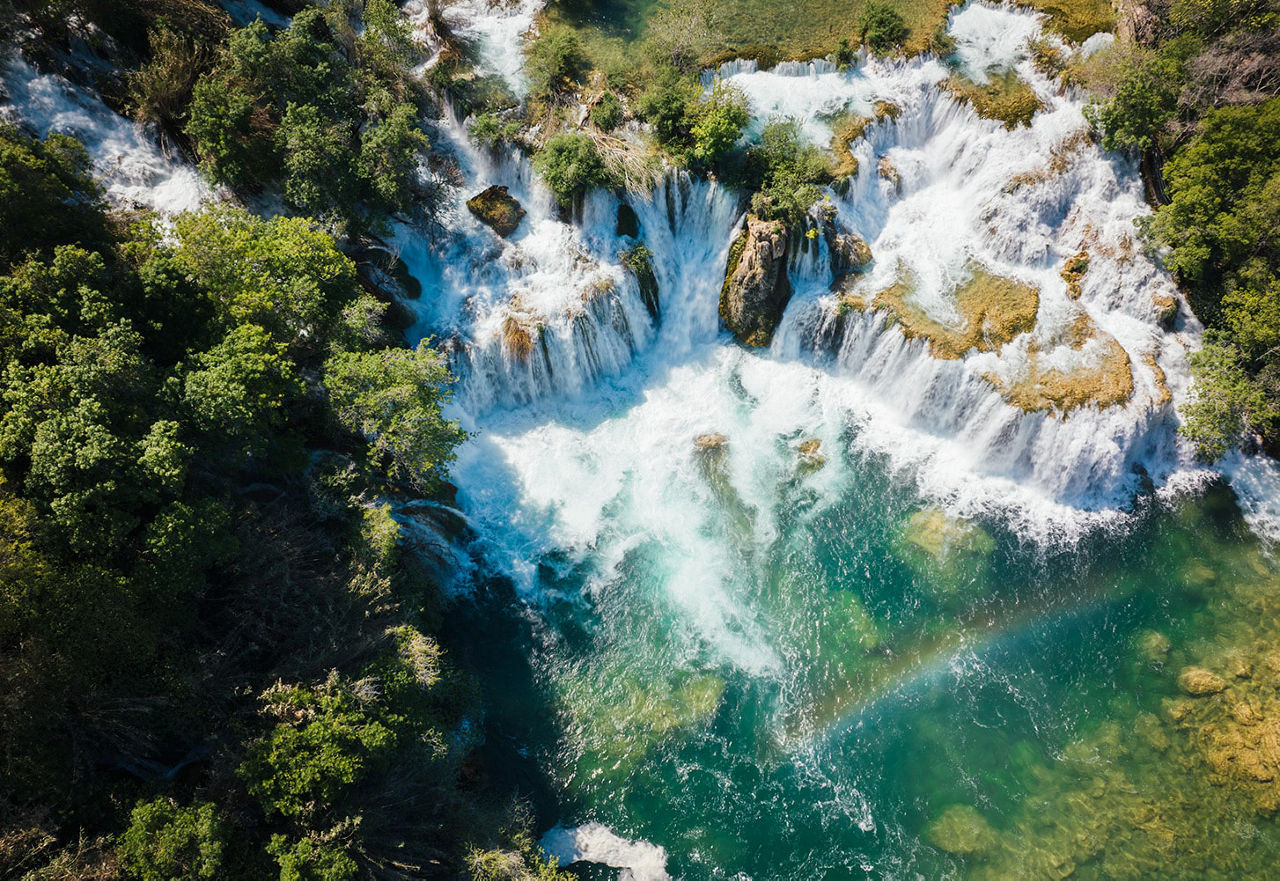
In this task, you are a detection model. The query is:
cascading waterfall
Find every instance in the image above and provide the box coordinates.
[10,1,1280,875]
[417,1,1197,533]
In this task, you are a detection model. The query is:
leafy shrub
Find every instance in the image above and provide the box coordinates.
[118,798,226,881]
[527,26,587,97]
[1180,338,1280,460]
[861,3,909,53]
[126,27,211,138]
[745,120,830,224]
[591,91,624,131]
[469,112,524,150]
[688,82,750,165]
[534,133,614,206]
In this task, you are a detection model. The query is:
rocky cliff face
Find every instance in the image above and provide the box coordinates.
[823,219,873,283]
[719,216,792,347]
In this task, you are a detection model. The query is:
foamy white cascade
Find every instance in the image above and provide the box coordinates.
[420,1,1201,537]
[541,823,672,881]
[0,56,209,214]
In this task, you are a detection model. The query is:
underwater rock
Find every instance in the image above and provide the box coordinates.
[1178,667,1228,696]
[617,202,641,238]
[927,804,996,855]
[1153,294,1178,329]
[1136,630,1171,665]
[466,185,525,237]
[719,216,792,347]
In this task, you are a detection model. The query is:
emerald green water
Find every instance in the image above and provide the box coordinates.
[446,429,1280,878]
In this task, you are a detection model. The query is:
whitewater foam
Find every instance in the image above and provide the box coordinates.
[541,823,671,881]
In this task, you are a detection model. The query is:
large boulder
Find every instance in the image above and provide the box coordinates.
[719,216,792,347]
[822,219,873,283]
[466,185,525,237]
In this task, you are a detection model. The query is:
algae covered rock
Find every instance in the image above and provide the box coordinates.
[822,219,873,283]
[896,508,996,597]
[1061,250,1089,299]
[720,216,793,347]
[1153,294,1178,328]
[927,804,996,855]
[466,184,525,236]
[1178,667,1228,696]
[694,432,728,451]
[797,438,826,469]
[621,244,660,320]
[877,155,901,190]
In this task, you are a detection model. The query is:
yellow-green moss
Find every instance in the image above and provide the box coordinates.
[945,69,1043,129]
[872,263,1040,359]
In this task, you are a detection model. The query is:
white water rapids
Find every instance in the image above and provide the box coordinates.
[7,2,1280,877]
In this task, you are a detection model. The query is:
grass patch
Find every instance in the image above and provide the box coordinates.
[872,262,1040,359]
[944,69,1043,129]
[1023,0,1115,44]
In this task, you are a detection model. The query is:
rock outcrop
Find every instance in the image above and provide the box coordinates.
[719,216,792,347]
[466,185,525,237]
[823,220,873,282]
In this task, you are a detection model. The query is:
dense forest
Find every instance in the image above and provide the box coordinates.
[1,0,1279,877]
[0,0,568,877]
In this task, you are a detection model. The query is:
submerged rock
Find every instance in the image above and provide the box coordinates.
[928,805,996,855]
[466,184,525,236]
[719,216,792,347]
[1179,667,1228,697]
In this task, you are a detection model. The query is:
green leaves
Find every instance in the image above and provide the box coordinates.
[534,132,615,207]
[1083,44,1190,153]
[325,343,467,492]
[861,2,909,53]
[118,798,227,881]
[1180,339,1279,461]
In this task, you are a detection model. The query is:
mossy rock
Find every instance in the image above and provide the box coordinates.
[1061,250,1089,299]
[872,261,1039,360]
[466,185,525,237]
[928,805,996,855]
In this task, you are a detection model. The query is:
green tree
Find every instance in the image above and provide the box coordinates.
[0,126,106,268]
[358,102,429,215]
[746,120,830,224]
[171,206,358,347]
[325,342,466,492]
[1148,97,1280,286]
[534,133,614,207]
[118,798,226,881]
[1180,339,1279,461]
[1083,43,1194,153]
[861,3,909,53]
[688,82,749,166]
[590,91,624,132]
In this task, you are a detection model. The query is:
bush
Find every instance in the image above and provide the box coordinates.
[527,26,587,97]
[638,74,699,149]
[688,82,749,166]
[861,3,909,53]
[590,92,624,131]
[118,798,226,881]
[469,112,523,150]
[745,120,830,224]
[127,27,212,138]
[533,133,614,206]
